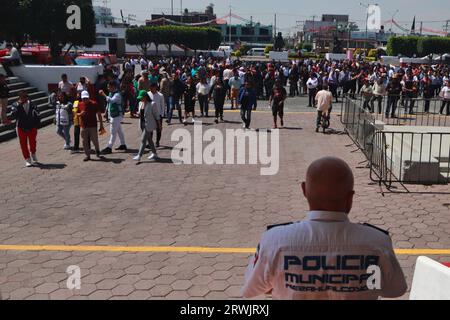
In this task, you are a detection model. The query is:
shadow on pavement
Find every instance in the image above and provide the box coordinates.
[35,163,67,170]
[92,157,125,164]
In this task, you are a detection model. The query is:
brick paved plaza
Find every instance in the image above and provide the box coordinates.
[0,104,449,300]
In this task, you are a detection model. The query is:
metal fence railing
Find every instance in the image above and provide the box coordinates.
[340,97,450,187]
[348,96,449,127]
[370,131,450,187]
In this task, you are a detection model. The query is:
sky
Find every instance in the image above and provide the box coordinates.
[103,0,450,35]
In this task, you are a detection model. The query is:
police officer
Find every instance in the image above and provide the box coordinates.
[242,157,407,300]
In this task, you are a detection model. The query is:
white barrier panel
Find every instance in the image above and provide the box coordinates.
[269,51,289,62]
[10,65,103,93]
[325,53,347,61]
[410,256,450,300]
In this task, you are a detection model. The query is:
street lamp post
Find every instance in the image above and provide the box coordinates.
[360,3,379,51]
[360,3,369,50]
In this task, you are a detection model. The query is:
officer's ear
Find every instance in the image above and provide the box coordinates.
[346,190,355,214]
[301,182,307,198]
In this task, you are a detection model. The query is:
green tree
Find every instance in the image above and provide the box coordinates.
[126,25,222,56]
[264,44,273,54]
[0,0,32,51]
[126,27,153,57]
[302,43,313,52]
[204,28,222,50]
[27,0,96,64]
[417,37,450,56]
[387,36,420,57]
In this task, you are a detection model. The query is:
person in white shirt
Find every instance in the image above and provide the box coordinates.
[58,74,74,97]
[140,57,148,71]
[242,157,407,300]
[223,66,234,99]
[1,43,22,77]
[148,83,165,147]
[196,77,211,117]
[306,74,319,107]
[315,85,333,132]
[439,80,450,115]
[76,77,90,96]
[238,67,246,84]
[229,71,243,109]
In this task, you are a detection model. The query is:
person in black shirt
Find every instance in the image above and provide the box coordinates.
[422,74,433,113]
[386,75,402,118]
[183,76,196,125]
[269,80,287,129]
[0,74,11,125]
[10,91,40,167]
[167,72,184,124]
[212,78,227,124]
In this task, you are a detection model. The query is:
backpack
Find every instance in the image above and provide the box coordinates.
[55,103,70,126]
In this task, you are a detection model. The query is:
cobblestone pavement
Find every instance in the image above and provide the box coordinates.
[0,101,449,300]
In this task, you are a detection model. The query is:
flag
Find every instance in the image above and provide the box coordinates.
[411,16,416,34]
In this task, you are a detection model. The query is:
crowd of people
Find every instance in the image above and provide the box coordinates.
[2,53,450,167]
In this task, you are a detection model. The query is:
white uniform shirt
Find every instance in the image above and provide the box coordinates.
[315,90,333,112]
[58,80,74,95]
[440,86,450,100]
[223,68,233,81]
[149,91,165,118]
[306,78,318,90]
[196,82,211,96]
[242,211,407,300]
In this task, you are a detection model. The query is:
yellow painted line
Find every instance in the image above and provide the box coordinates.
[394,249,450,256]
[0,245,256,254]
[0,245,450,256]
[223,110,319,115]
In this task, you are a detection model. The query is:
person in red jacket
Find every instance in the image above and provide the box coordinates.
[10,91,40,167]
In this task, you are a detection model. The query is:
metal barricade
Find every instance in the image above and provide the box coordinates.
[340,97,450,187]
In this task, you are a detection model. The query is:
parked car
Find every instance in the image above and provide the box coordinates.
[246,48,266,56]
[75,53,117,68]
[20,45,73,65]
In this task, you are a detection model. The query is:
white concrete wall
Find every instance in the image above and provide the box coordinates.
[10,65,103,93]
[410,256,450,300]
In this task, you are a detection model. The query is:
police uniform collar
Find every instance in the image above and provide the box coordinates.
[306,211,349,222]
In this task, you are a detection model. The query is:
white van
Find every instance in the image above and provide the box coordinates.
[218,46,232,57]
[247,48,266,56]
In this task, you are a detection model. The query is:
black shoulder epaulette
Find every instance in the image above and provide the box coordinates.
[267,222,293,231]
[361,223,389,236]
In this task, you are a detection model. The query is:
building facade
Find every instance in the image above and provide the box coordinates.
[216,23,273,46]
[147,5,217,25]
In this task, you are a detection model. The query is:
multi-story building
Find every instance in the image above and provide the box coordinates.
[146,5,217,25]
[302,14,394,51]
[215,23,274,46]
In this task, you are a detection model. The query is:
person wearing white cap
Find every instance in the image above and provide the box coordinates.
[77,91,104,161]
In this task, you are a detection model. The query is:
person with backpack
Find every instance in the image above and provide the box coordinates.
[99,81,127,154]
[54,91,73,150]
[10,91,40,167]
[133,91,161,162]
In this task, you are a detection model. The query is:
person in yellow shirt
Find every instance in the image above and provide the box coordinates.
[72,99,81,153]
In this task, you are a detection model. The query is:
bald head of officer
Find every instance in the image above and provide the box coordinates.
[302,157,355,214]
